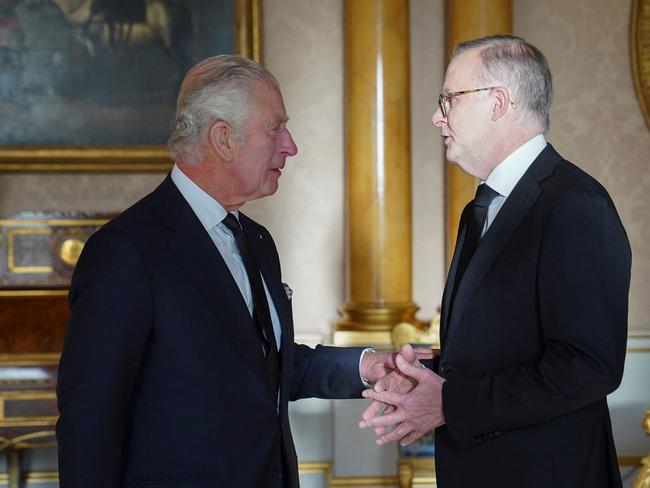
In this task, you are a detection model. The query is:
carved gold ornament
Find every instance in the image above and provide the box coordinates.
[631,0,650,130]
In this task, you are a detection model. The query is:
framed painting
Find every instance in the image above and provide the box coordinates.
[0,0,262,171]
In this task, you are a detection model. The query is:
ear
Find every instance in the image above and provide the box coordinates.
[491,87,511,121]
[208,121,237,161]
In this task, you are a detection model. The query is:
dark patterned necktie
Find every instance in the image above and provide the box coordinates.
[222,213,279,393]
[451,184,499,302]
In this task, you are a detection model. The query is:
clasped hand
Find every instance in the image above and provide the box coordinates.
[358,344,446,447]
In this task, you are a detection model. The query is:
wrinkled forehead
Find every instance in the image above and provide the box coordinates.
[443,49,482,92]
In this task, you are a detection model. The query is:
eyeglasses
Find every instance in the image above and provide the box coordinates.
[438,86,514,118]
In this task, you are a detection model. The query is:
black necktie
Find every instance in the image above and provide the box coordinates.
[452,184,499,301]
[222,213,280,393]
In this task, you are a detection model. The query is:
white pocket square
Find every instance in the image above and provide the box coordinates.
[283,283,293,300]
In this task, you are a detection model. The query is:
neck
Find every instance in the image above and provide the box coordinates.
[485,122,542,177]
[176,161,245,212]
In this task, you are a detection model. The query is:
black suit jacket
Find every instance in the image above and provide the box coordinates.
[435,145,631,488]
[56,176,364,488]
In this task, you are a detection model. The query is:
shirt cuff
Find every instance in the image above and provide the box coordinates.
[358,347,376,388]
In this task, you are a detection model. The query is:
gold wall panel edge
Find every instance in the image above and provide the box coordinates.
[631,0,650,130]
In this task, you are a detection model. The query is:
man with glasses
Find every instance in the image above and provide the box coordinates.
[361,35,630,487]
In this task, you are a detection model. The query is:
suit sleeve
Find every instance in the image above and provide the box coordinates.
[443,188,631,447]
[289,344,366,400]
[56,228,153,488]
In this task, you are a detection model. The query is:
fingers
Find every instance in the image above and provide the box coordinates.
[361,398,386,423]
[399,429,426,447]
[362,389,403,405]
[373,374,390,393]
[394,353,430,380]
[375,421,413,446]
[360,408,404,429]
[413,347,435,360]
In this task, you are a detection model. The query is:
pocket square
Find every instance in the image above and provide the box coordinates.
[283,283,293,300]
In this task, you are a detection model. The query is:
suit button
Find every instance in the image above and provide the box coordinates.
[273,470,283,480]
[439,363,450,374]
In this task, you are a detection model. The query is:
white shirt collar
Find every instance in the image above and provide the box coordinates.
[170,164,237,231]
[485,134,547,197]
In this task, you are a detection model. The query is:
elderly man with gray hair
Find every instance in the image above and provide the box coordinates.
[361,35,631,488]
[56,55,429,488]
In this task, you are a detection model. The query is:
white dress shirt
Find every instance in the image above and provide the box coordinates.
[171,164,282,351]
[481,134,547,236]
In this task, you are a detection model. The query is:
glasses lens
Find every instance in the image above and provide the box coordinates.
[438,94,447,117]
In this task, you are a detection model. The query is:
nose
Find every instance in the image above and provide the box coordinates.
[432,105,446,127]
[280,127,298,156]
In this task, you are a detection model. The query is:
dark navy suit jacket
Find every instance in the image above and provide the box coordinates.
[435,145,631,488]
[56,176,364,488]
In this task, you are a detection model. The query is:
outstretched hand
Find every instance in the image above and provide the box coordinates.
[359,347,446,446]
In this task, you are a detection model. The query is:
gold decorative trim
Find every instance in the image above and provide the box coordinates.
[0,430,56,451]
[631,0,650,130]
[0,353,61,365]
[0,290,67,298]
[7,229,53,274]
[0,219,108,226]
[0,2,263,173]
[298,461,331,475]
[329,477,399,486]
[23,471,59,484]
[0,391,57,400]
[620,456,644,465]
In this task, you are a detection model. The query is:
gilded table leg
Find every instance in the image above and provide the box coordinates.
[633,409,650,488]
[8,449,21,488]
[633,455,650,488]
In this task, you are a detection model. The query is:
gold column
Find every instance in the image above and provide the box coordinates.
[444,0,512,263]
[334,0,418,345]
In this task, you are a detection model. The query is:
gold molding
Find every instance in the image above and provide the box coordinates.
[631,0,650,130]
[0,290,67,298]
[0,219,108,227]
[0,1,263,173]
[620,456,644,465]
[0,354,60,366]
[23,471,59,484]
[329,478,399,486]
[7,229,53,274]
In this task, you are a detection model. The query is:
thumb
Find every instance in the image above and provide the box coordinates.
[395,352,427,379]
[400,344,415,364]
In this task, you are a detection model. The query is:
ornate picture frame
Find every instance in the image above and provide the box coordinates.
[0,0,262,172]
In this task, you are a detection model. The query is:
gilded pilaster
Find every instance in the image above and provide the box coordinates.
[335,0,418,345]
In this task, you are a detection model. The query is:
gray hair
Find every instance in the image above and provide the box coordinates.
[167,55,279,164]
[454,35,553,132]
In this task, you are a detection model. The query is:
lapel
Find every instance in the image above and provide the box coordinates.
[444,144,562,341]
[154,177,269,386]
